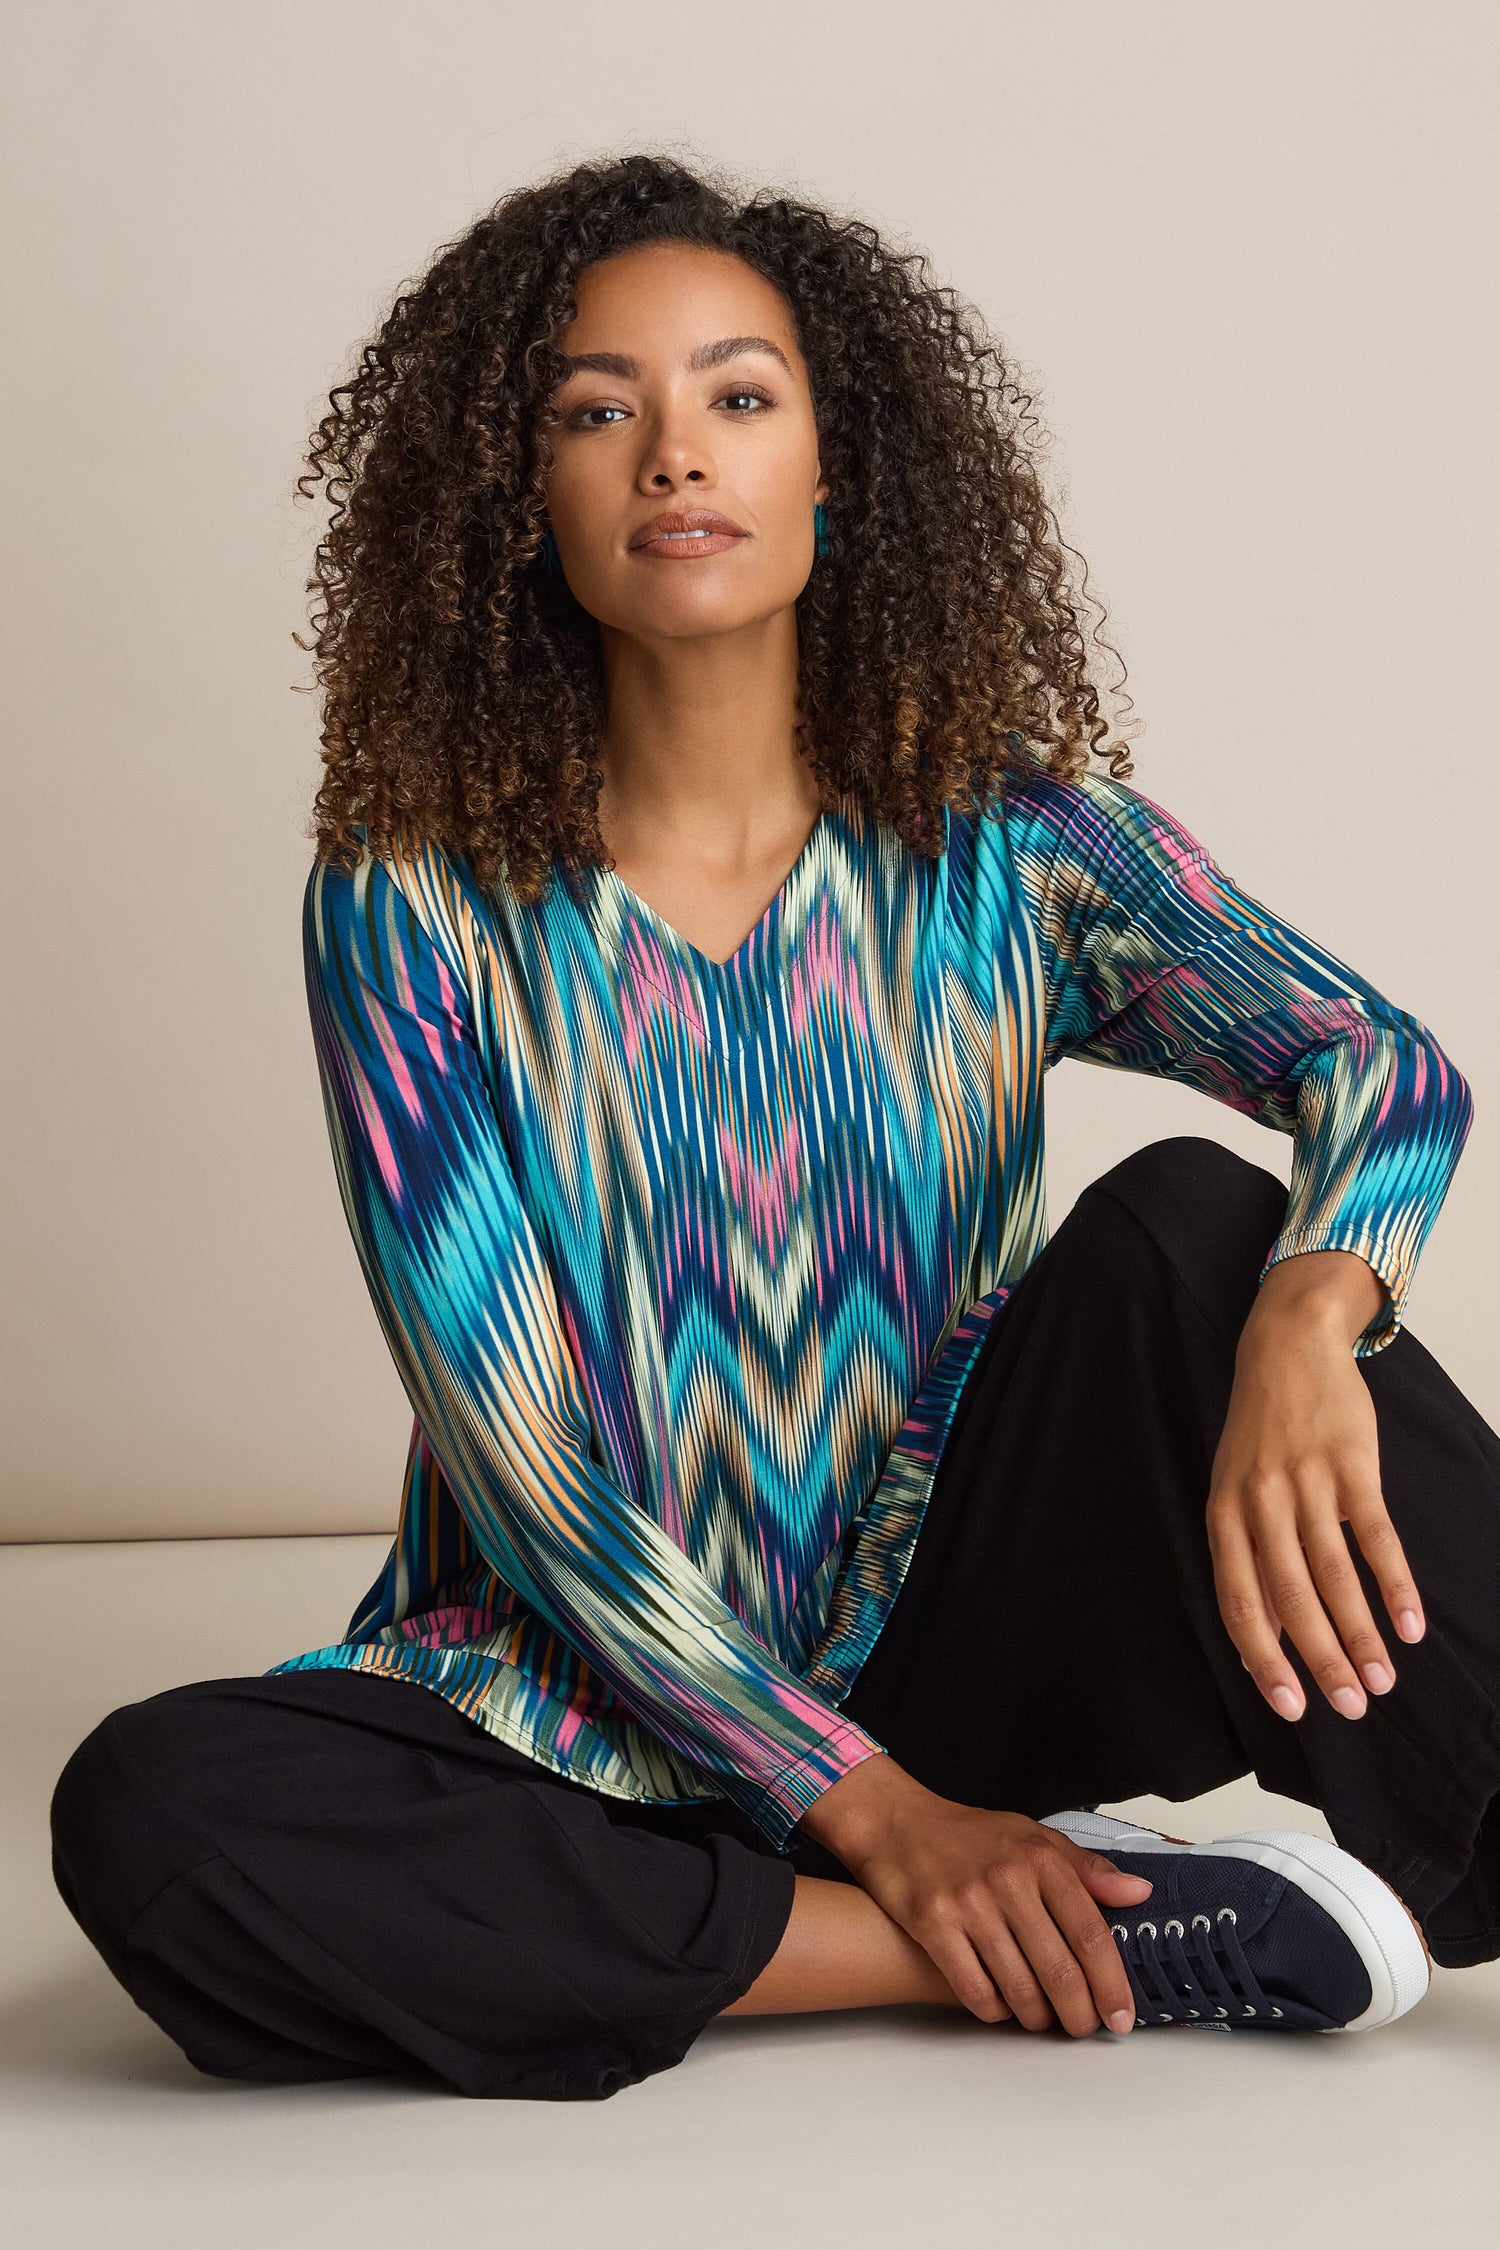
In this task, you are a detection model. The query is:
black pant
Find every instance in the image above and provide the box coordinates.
[51,1138,1500,2100]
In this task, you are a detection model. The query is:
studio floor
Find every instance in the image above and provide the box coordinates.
[4,1536,1498,2248]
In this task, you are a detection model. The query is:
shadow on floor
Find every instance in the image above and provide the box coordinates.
[0,1962,223,2092]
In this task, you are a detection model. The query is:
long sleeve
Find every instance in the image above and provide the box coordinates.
[303,846,883,1846]
[1004,772,1474,1355]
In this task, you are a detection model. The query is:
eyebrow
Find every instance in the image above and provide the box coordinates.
[555,334,795,381]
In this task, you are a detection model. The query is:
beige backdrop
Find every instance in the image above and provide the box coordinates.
[4,1,1495,1542]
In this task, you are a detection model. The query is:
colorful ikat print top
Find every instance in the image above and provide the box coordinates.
[271,767,1474,1847]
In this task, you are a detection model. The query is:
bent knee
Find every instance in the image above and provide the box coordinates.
[51,1698,216,1949]
[1072,1136,1291,1325]
[1087,1135,1286,1229]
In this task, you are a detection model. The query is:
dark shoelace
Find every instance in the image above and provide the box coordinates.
[1109,1907,1285,2026]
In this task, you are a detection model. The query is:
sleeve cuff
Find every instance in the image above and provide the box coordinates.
[1257,1223,1408,1358]
[746,1722,889,1851]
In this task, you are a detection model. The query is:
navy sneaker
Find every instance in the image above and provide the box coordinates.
[1040,1809,1431,2033]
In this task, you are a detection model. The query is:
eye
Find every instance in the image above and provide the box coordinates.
[562,383,776,430]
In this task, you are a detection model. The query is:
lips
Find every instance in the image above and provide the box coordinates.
[630,506,747,556]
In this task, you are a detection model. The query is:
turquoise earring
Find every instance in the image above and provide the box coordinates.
[813,500,830,557]
[540,523,564,576]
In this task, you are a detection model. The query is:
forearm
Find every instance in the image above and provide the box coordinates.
[381,1361,886,1835]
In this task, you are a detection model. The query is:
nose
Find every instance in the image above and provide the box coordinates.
[636,397,715,494]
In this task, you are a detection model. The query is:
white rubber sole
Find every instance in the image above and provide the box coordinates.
[1041,1809,1431,2032]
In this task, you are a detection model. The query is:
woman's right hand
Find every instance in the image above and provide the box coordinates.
[797,1751,1154,2035]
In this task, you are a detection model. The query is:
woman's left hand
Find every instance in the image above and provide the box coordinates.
[1205,1249,1427,1723]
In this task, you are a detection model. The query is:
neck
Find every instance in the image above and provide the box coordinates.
[596,607,819,855]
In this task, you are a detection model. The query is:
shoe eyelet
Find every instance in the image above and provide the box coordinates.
[1110,1924,1128,1939]
[1187,2009,1200,2019]
[1192,1913,1212,1931]
[1136,2016,1148,2028]
[1217,1907,1238,1925]
[1137,1921,1158,1941]
[1215,2007,1228,2018]
[1164,1919,1184,1938]
[1271,2007,1283,2019]
[1242,2005,1257,2017]
[1158,2013,1172,2023]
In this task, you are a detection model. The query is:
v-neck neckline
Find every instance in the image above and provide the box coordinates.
[575,792,857,1046]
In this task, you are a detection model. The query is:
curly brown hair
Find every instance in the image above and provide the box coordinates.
[294,149,1135,900]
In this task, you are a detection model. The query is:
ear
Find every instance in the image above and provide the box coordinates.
[815,470,829,504]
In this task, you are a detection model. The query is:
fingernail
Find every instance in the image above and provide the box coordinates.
[1399,1609,1425,1643]
[1108,2010,1135,2034]
[1332,1685,1366,1719]
[1362,1662,1394,1694]
[1271,1684,1304,1720]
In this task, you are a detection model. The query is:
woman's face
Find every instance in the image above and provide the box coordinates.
[540,242,828,643]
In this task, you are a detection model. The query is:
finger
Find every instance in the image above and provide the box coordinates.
[962,1903,1060,2034]
[1208,1503,1308,1720]
[922,1898,1047,2030]
[1257,1524,1370,1719]
[912,1916,1013,2025]
[1345,1498,1427,1645]
[1039,1856,1139,2034]
[1299,1501,1397,1696]
[1069,1849,1154,1908]
[1039,1833,1153,1906]
[1252,1547,1285,1643]
[995,1884,1106,2039]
